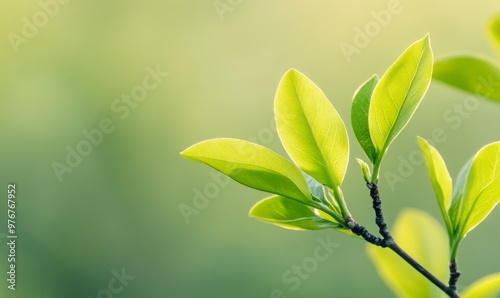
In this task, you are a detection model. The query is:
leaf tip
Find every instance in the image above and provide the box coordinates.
[419,34,431,48]
[369,73,379,81]
[179,146,192,159]
[284,68,300,78]
[352,74,379,100]
[416,136,427,147]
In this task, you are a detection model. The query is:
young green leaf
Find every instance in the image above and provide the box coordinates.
[433,56,500,102]
[304,173,342,215]
[181,138,311,203]
[367,209,448,298]
[369,35,433,161]
[275,69,349,190]
[356,158,371,183]
[488,13,500,52]
[462,273,500,298]
[459,142,500,238]
[304,173,325,202]
[448,157,473,234]
[352,75,379,163]
[249,195,343,230]
[417,137,453,236]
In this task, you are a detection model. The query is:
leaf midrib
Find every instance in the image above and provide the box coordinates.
[290,73,338,188]
[191,155,302,184]
[460,149,500,235]
[380,45,428,153]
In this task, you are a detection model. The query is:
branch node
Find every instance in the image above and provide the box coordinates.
[347,217,385,247]
[361,182,461,298]
[448,259,461,292]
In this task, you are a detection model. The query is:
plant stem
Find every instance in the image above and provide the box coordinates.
[346,218,385,247]
[332,186,352,219]
[311,201,345,224]
[370,152,385,184]
[348,183,460,298]
[448,259,461,293]
[388,241,459,298]
[367,183,391,239]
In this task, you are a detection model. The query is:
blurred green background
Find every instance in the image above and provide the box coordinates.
[1,0,500,297]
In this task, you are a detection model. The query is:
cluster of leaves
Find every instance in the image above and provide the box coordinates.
[182,36,435,233]
[419,138,500,260]
[181,34,500,297]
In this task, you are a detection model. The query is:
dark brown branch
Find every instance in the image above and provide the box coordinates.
[367,183,391,239]
[346,217,385,247]
[388,241,460,298]
[449,259,461,293]
[348,183,460,298]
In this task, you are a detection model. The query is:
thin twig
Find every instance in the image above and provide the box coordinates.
[388,241,460,298]
[348,183,460,298]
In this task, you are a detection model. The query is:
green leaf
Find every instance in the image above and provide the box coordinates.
[304,173,325,202]
[367,209,448,298]
[417,137,453,236]
[462,273,500,298]
[488,13,500,52]
[249,195,342,230]
[356,158,371,183]
[275,69,349,190]
[352,75,379,163]
[448,157,473,232]
[433,56,500,102]
[459,142,500,238]
[369,35,433,159]
[304,173,342,215]
[181,138,311,203]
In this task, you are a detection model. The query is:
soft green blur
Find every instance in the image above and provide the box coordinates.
[1,1,500,297]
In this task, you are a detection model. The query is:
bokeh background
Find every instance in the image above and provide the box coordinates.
[1,0,500,297]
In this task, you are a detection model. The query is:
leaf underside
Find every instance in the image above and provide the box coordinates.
[433,56,500,102]
[249,195,342,230]
[181,138,311,203]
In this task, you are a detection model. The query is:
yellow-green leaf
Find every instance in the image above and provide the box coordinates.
[462,273,500,298]
[488,13,500,52]
[459,142,500,238]
[367,209,448,298]
[448,157,473,236]
[249,195,342,231]
[433,56,500,102]
[356,158,371,183]
[181,138,311,203]
[352,75,379,163]
[369,35,433,159]
[418,137,453,236]
[275,69,349,190]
